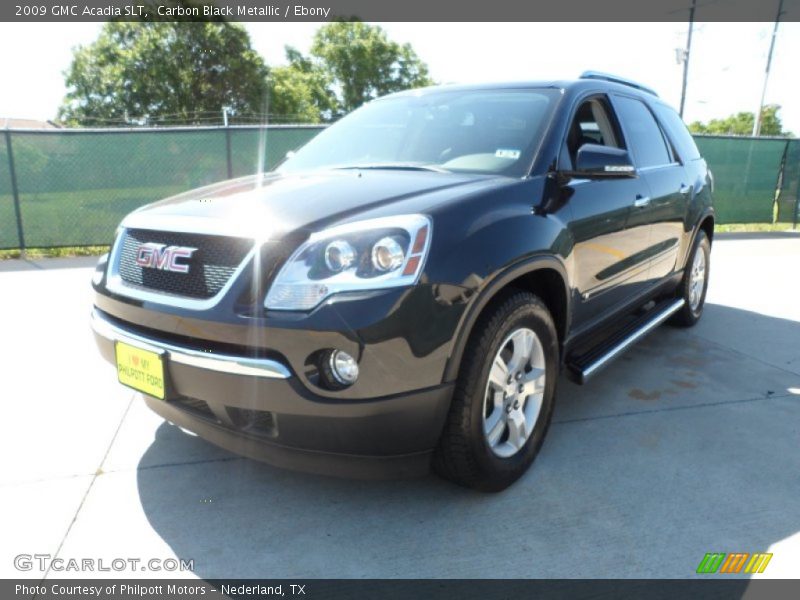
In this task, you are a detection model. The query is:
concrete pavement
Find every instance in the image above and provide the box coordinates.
[1,234,798,580]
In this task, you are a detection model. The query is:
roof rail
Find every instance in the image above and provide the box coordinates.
[579,71,659,97]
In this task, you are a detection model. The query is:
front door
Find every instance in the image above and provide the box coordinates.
[563,96,655,330]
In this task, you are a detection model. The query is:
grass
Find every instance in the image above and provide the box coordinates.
[0,245,110,260]
[715,223,797,233]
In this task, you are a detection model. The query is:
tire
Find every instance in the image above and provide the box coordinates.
[433,291,559,492]
[670,230,711,327]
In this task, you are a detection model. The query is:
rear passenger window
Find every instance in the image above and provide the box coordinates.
[653,103,701,161]
[613,96,672,168]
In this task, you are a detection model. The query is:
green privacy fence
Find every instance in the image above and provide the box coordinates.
[0,126,324,249]
[778,137,800,224]
[692,135,799,225]
[0,135,19,249]
[0,128,798,250]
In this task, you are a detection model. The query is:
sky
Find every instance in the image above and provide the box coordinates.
[0,21,798,134]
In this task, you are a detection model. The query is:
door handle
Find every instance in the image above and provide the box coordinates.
[634,195,651,208]
[679,183,691,195]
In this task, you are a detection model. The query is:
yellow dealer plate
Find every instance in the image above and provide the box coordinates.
[115,341,166,400]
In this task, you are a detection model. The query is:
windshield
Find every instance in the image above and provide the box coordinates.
[278,88,560,177]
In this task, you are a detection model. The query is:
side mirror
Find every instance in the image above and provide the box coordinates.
[564,144,636,179]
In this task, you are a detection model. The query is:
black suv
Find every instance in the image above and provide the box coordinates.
[92,72,713,491]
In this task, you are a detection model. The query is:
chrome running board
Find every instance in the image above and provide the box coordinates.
[567,298,685,384]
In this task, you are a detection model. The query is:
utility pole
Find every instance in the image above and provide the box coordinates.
[753,0,784,137]
[678,0,696,118]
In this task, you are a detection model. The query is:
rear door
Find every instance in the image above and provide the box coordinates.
[651,102,707,272]
[609,94,688,283]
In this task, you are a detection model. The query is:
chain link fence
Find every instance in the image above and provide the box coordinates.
[0,127,798,250]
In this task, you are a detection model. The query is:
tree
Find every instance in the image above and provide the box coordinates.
[305,22,434,117]
[267,47,335,123]
[688,105,790,137]
[58,21,269,126]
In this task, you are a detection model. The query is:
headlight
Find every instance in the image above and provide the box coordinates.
[324,240,357,272]
[371,237,405,272]
[265,214,432,311]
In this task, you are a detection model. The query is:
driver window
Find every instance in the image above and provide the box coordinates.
[564,97,621,167]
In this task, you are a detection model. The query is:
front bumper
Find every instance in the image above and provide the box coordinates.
[91,308,454,478]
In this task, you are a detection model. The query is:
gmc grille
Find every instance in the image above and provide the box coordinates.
[117,229,253,299]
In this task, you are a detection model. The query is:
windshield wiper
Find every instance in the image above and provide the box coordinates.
[334,163,450,173]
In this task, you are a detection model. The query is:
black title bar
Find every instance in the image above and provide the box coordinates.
[3,0,800,22]
[6,579,800,600]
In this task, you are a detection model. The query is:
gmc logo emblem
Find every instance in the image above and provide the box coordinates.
[135,243,197,273]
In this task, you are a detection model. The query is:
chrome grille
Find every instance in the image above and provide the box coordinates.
[117,229,252,299]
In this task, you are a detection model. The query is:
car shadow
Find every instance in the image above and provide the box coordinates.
[135,303,800,580]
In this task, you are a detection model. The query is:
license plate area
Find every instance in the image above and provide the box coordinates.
[115,340,167,400]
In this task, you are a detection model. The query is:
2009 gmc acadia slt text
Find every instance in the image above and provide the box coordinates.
[92,72,714,491]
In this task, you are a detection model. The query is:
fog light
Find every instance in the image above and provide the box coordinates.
[327,350,359,387]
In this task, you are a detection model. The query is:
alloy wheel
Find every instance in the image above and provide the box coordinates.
[482,327,547,458]
[689,249,706,311]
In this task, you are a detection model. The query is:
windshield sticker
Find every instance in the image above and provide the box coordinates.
[495,149,521,159]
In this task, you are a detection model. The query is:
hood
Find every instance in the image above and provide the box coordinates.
[121,170,512,239]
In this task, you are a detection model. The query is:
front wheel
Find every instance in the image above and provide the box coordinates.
[670,230,711,327]
[434,291,558,492]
